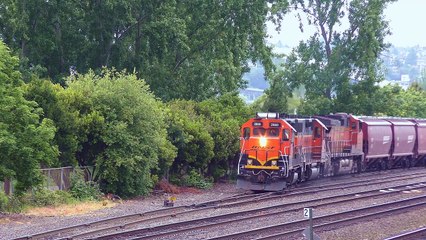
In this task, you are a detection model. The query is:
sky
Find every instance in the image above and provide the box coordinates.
[267,0,426,48]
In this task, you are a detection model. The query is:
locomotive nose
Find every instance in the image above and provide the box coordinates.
[259,137,267,147]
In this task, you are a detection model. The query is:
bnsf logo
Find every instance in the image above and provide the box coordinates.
[252,146,275,150]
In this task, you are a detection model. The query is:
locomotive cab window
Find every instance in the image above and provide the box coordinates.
[253,128,266,136]
[243,127,250,139]
[314,127,321,138]
[267,128,279,137]
[282,129,290,141]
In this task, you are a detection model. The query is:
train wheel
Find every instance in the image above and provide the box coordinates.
[286,171,298,186]
[380,160,388,171]
[319,164,324,178]
[402,158,409,168]
[356,159,362,174]
[332,161,339,176]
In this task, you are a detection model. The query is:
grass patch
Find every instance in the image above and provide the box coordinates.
[25,200,116,216]
[0,172,105,214]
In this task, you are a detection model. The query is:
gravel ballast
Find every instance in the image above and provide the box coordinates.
[2,169,426,240]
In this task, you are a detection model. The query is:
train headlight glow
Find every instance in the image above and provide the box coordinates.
[271,160,277,166]
[259,137,267,147]
[247,159,253,165]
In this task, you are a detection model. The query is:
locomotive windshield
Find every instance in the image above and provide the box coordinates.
[253,128,266,136]
[253,128,279,137]
[267,128,279,136]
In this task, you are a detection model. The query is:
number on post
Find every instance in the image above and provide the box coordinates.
[303,208,311,219]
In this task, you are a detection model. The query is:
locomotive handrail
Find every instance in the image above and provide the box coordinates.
[237,137,247,175]
[283,146,290,156]
[326,140,352,157]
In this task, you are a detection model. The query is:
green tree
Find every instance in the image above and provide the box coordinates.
[266,0,394,115]
[400,84,426,118]
[0,0,289,100]
[373,83,426,118]
[373,84,404,116]
[166,100,214,180]
[197,94,251,180]
[24,79,79,167]
[62,69,174,197]
[0,41,58,193]
[263,69,292,112]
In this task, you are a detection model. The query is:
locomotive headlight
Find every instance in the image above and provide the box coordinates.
[259,137,267,147]
[247,159,253,165]
[271,160,277,166]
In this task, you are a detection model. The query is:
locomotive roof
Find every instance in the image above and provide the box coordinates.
[284,117,328,130]
[248,117,298,132]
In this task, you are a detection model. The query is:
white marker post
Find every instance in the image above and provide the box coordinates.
[303,207,314,240]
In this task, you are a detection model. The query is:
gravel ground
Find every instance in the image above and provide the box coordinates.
[2,169,426,240]
[0,183,244,240]
[318,206,426,240]
[154,188,426,240]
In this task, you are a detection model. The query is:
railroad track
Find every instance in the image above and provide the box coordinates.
[14,192,271,240]
[80,182,426,239]
[234,171,426,205]
[213,195,426,240]
[384,226,426,240]
[297,167,425,189]
[15,168,426,240]
[289,168,426,194]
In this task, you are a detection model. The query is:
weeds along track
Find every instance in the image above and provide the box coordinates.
[73,181,426,239]
[14,168,426,240]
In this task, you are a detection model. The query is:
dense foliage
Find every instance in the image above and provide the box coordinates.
[264,0,395,115]
[166,94,250,184]
[2,0,426,201]
[3,55,252,197]
[0,42,58,193]
[0,0,288,101]
[375,83,426,118]
[61,70,173,196]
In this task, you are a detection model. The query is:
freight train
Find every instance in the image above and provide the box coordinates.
[237,113,426,191]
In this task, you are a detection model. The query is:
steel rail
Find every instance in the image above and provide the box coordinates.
[384,226,426,240]
[243,172,426,204]
[289,167,426,192]
[15,169,426,240]
[66,177,426,239]
[89,183,426,240]
[14,192,268,240]
[211,195,426,240]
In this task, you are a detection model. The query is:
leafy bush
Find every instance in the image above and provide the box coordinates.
[0,192,9,211]
[183,170,213,189]
[31,189,74,206]
[3,196,24,213]
[63,70,174,197]
[0,41,58,194]
[70,169,102,200]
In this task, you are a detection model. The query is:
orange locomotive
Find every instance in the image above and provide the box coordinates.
[237,112,426,191]
[237,113,364,191]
